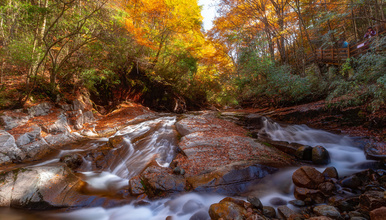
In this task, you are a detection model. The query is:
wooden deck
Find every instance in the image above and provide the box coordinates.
[307,30,386,65]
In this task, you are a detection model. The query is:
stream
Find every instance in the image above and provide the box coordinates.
[0,113,375,220]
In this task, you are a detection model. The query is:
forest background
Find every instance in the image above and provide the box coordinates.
[0,0,385,116]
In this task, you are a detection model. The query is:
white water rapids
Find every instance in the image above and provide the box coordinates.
[6,114,374,220]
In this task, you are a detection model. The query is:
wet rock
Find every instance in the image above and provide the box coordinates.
[294,187,325,203]
[277,205,297,219]
[312,146,330,165]
[323,167,339,179]
[187,164,277,195]
[370,206,386,220]
[328,196,359,212]
[318,182,336,196]
[269,197,287,206]
[313,205,341,219]
[262,206,276,218]
[129,177,145,195]
[340,175,361,189]
[247,194,263,210]
[190,210,210,220]
[365,142,386,161]
[220,197,246,208]
[0,164,86,209]
[359,191,386,211]
[108,135,125,148]
[295,145,313,161]
[292,166,325,189]
[19,139,51,160]
[208,199,247,220]
[130,166,186,197]
[289,200,305,207]
[60,154,84,170]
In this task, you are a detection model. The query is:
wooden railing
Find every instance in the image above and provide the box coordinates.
[307,29,386,65]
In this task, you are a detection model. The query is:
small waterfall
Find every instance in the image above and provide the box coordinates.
[80,116,178,192]
[258,117,368,175]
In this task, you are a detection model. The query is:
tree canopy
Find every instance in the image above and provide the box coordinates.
[0,0,384,112]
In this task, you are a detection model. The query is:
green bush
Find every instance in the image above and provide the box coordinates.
[326,42,386,111]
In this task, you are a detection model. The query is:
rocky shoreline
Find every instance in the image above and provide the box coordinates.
[208,166,386,220]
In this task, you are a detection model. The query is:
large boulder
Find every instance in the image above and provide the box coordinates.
[0,164,88,209]
[173,112,296,196]
[0,130,25,163]
[292,166,325,189]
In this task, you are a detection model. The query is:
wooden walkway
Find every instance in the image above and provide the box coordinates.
[307,30,386,65]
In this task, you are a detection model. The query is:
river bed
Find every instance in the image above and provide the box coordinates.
[0,112,376,220]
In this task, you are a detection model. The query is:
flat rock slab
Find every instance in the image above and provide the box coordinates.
[174,112,296,194]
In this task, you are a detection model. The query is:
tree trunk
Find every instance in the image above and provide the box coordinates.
[351,0,358,42]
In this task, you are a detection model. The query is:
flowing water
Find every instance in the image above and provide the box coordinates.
[1,113,374,220]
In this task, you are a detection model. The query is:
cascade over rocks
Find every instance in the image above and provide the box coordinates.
[127,111,297,198]
[0,97,154,166]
